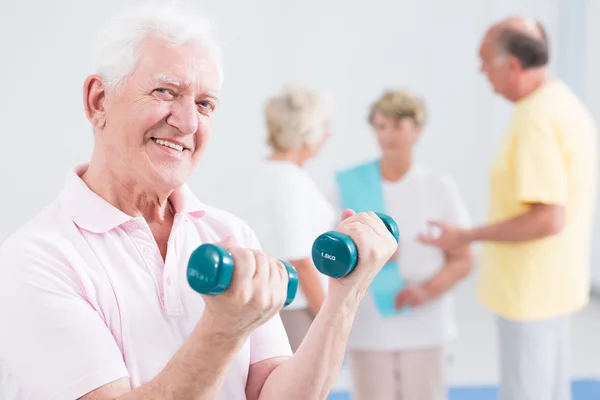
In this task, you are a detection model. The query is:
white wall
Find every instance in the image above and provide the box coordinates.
[0,0,580,258]
[582,0,600,289]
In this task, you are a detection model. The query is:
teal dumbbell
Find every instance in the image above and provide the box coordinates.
[311,212,400,278]
[187,244,299,307]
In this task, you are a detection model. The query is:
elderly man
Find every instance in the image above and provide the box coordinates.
[0,4,397,400]
[420,17,597,400]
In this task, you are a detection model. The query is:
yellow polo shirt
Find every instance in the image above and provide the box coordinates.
[477,80,598,321]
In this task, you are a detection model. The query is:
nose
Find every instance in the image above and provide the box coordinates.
[168,97,199,136]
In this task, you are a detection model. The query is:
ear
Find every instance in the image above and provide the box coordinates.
[83,75,108,129]
[507,55,522,72]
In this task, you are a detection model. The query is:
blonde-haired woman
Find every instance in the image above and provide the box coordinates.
[242,84,336,352]
[334,89,474,399]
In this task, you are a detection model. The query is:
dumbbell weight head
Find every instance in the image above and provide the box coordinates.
[312,212,400,279]
[376,212,400,243]
[187,243,299,307]
[187,244,234,295]
[285,262,299,305]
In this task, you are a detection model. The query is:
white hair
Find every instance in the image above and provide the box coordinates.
[264,84,335,152]
[91,2,223,91]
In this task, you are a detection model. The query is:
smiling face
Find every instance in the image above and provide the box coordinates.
[86,33,221,191]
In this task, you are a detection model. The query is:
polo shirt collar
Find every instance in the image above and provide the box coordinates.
[59,164,206,233]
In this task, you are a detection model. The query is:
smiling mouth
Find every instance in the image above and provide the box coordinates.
[151,138,186,152]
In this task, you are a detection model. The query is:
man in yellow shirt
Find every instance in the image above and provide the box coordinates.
[420,17,597,400]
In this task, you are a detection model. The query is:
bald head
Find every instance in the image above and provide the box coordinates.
[485,16,549,69]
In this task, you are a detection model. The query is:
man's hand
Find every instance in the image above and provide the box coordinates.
[419,204,565,251]
[386,247,399,265]
[78,237,290,400]
[394,284,431,309]
[327,210,399,300]
[252,209,397,400]
[201,237,289,340]
[418,220,471,251]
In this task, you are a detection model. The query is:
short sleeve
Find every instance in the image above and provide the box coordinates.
[514,113,568,205]
[241,225,293,364]
[0,243,129,400]
[441,177,472,229]
[249,313,293,364]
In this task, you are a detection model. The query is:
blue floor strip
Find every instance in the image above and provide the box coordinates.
[328,379,600,400]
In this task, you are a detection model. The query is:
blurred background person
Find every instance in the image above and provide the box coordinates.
[420,17,598,400]
[241,84,336,352]
[334,89,474,400]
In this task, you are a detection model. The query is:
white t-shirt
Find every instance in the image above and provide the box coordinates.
[334,165,471,350]
[241,160,336,310]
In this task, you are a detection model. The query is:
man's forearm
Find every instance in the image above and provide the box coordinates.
[258,291,362,400]
[120,314,247,400]
[466,205,563,244]
[423,247,473,299]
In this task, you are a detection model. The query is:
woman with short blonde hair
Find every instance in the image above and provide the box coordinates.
[243,84,336,352]
[335,88,473,399]
[264,84,334,155]
[368,89,427,126]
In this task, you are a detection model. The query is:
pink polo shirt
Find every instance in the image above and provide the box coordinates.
[0,165,292,400]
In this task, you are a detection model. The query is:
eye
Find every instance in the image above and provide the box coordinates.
[197,101,215,111]
[153,88,175,98]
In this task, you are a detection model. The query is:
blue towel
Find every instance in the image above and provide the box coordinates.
[335,159,408,317]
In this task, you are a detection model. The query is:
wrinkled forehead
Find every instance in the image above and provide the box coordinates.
[131,34,222,94]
